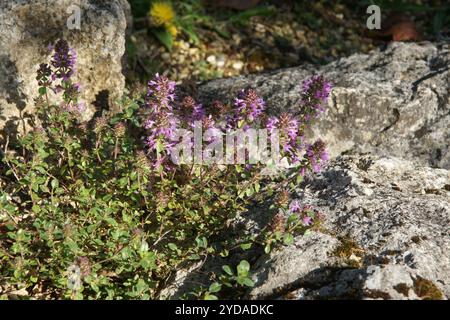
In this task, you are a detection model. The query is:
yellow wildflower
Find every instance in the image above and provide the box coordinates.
[149,2,175,27]
[167,24,178,37]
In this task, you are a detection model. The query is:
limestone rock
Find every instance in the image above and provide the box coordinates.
[158,155,449,300]
[198,42,450,169]
[0,0,131,140]
[286,265,442,300]
[247,155,449,300]
[248,232,340,299]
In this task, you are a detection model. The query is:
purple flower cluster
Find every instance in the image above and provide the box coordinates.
[144,115,178,150]
[233,89,265,125]
[299,75,332,120]
[289,201,314,226]
[289,200,302,213]
[305,139,329,173]
[179,96,205,125]
[279,113,300,144]
[266,112,302,158]
[50,39,77,81]
[36,39,85,116]
[301,75,332,99]
[202,116,223,143]
[146,73,176,112]
[143,74,179,170]
[266,116,279,133]
[262,76,332,175]
[139,73,331,176]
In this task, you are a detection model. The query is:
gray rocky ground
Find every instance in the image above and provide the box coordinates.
[248,154,449,299]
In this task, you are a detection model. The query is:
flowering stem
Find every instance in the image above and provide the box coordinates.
[45,91,50,108]
[95,139,102,163]
[114,137,119,160]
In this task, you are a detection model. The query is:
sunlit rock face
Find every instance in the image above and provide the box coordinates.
[198,42,450,169]
[161,154,450,300]
[248,154,449,300]
[0,0,131,140]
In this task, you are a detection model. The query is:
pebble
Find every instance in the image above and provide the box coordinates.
[189,48,199,56]
[232,61,244,70]
[216,55,226,68]
[161,52,171,61]
[255,23,266,33]
[206,55,217,65]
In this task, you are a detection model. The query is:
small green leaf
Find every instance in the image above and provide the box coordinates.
[38,87,47,95]
[283,233,294,246]
[195,236,207,249]
[168,243,178,251]
[32,205,41,213]
[140,240,149,252]
[151,28,173,51]
[222,265,233,276]
[140,252,156,270]
[287,214,298,225]
[242,277,255,287]
[240,243,252,250]
[51,179,59,190]
[188,254,201,260]
[204,293,218,300]
[237,260,250,277]
[208,282,221,293]
[220,249,229,257]
[31,183,39,193]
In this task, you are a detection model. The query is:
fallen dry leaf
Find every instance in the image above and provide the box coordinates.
[382,13,420,42]
[364,12,420,42]
[390,21,420,41]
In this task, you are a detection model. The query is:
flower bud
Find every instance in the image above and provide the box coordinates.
[114,122,126,138]
[93,116,108,134]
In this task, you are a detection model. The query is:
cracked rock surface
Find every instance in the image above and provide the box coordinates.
[161,155,449,300]
[248,155,449,300]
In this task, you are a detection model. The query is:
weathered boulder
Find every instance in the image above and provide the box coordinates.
[198,42,450,169]
[159,154,449,300]
[0,0,131,139]
[157,154,449,300]
[248,154,449,300]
